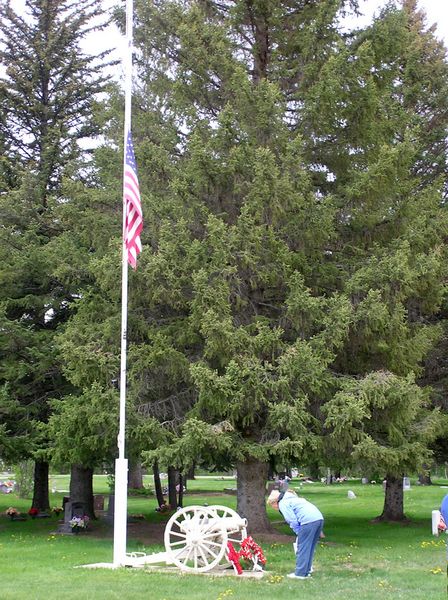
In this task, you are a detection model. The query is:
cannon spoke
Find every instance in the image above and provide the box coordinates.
[170,530,187,539]
[199,542,219,560]
[170,539,189,547]
[199,530,224,541]
[199,538,222,549]
[179,545,193,566]
[197,544,213,566]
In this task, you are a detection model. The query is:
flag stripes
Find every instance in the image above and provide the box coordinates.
[124,131,142,269]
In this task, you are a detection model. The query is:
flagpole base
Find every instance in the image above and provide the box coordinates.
[113,458,128,566]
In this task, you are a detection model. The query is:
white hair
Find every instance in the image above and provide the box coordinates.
[267,489,281,506]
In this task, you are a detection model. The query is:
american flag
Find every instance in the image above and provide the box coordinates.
[124,131,143,269]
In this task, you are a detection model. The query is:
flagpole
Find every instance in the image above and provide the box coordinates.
[113,0,133,567]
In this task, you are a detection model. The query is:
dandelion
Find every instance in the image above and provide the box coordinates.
[216,590,234,600]
[268,575,284,584]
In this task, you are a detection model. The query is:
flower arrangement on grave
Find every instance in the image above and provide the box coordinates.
[28,507,39,518]
[52,507,63,516]
[239,536,266,569]
[6,507,19,519]
[69,515,90,531]
[226,536,266,574]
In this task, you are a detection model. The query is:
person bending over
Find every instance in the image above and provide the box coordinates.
[267,489,324,579]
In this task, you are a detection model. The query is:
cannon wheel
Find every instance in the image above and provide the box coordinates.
[164,506,228,572]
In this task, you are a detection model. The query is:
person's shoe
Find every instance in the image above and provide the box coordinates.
[287,573,308,579]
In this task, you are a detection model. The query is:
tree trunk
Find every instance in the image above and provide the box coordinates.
[128,460,144,489]
[31,460,50,511]
[377,475,406,521]
[69,464,95,519]
[186,463,196,480]
[153,461,165,507]
[236,457,272,533]
[308,461,320,481]
[178,472,184,508]
[418,465,432,485]
[167,465,178,509]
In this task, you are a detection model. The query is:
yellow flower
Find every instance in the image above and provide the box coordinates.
[268,575,284,584]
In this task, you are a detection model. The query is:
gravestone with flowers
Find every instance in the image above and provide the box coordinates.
[58,501,89,534]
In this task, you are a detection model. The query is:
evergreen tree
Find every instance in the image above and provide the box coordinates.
[129,0,448,526]
[0,0,110,510]
[56,0,448,530]
[125,0,356,531]
[308,1,448,518]
[323,371,442,520]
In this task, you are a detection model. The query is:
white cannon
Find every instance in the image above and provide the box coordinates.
[124,505,248,573]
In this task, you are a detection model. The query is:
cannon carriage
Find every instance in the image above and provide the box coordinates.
[124,505,250,573]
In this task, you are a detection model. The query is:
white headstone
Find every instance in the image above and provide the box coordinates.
[432,510,441,536]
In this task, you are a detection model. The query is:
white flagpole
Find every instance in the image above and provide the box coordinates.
[113,0,133,567]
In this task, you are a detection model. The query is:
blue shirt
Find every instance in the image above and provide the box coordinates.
[278,491,323,535]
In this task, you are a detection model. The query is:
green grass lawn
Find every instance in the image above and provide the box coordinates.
[0,477,447,599]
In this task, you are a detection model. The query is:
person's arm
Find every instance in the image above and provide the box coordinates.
[290,500,305,531]
[279,499,301,535]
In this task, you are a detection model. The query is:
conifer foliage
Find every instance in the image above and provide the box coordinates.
[0,0,110,510]
[117,0,447,527]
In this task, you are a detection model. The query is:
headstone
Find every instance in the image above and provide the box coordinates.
[93,495,104,511]
[361,477,368,485]
[432,510,442,536]
[106,494,115,524]
[403,477,411,490]
[57,500,86,534]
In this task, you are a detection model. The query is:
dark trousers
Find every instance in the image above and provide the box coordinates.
[295,519,324,576]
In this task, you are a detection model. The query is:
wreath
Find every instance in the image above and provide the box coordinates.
[226,536,266,575]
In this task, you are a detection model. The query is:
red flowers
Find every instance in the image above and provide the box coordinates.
[28,507,39,517]
[239,536,267,566]
[226,536,266,574]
